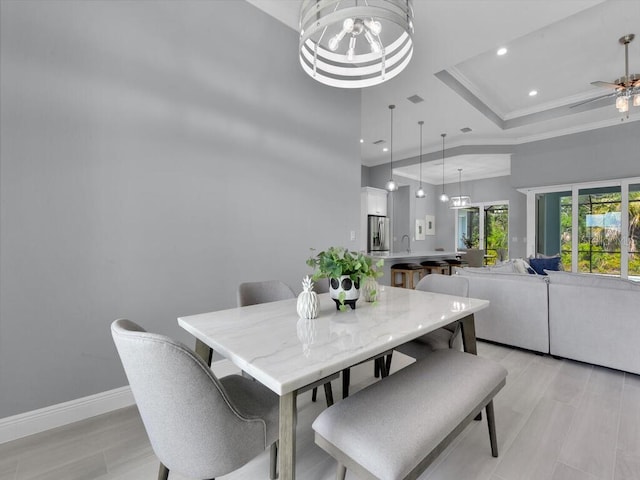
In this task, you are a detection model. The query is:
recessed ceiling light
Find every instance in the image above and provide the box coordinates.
[497,47,507,56]
[382,147,389,152]
[529,90,538,97]
[360,138,364,143]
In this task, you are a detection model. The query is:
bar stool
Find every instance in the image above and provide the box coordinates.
[444,257,467,274]
[421,260,450,276]
[390,263,423,289]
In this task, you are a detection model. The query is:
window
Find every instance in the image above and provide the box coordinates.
[577,187,621,275]
[629,184,640,279]
[524,177,640,280]
[455,202,509,265]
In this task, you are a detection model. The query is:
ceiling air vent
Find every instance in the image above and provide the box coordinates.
[407,94,424,104]
[460,127,473,133]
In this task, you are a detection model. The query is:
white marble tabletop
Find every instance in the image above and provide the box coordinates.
[178,286,489,395]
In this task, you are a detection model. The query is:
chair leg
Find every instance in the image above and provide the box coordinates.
[486,400,499,457]
[342,368,351,399]
[269,441,278,480]
[312,387,318,402]
[336,462,347,480]
[378,357,389,378]
[324,382,334,407]
[385,352,393,374]
[157,462,169,480]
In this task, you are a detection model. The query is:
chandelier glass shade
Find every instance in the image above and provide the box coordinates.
[415,120,425,198]
[449,168,471,209]
[299,0,414,88]
[439,133,449,203]
[385,104,397,192]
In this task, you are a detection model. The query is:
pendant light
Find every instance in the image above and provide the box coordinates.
[439,133,449,202]
[415,121,425,198]
[449,168,471,209]
[298,0,414,89]
[385,104,398,192]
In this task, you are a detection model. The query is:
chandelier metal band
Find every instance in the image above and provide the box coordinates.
[299,0,414,88]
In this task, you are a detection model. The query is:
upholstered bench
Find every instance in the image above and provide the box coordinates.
[312,349,507,480]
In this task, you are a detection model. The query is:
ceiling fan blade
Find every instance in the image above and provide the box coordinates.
[570,92,617,108]
[590,80,622,89]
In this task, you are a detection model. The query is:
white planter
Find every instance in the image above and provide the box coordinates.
[329,275,360,310]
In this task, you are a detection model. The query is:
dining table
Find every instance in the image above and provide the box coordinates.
[178,285,490,480]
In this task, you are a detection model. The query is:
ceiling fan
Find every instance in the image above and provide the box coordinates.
[573,33,640,113]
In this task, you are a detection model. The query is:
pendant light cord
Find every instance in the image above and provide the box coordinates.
[418,121,423,187]
[441,133,446,195]
[389,104,395,176]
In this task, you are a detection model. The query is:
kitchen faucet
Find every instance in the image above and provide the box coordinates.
[401,234,410,253]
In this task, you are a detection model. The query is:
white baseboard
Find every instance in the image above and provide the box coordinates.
[0,386,135,444]
[0,359,239,445]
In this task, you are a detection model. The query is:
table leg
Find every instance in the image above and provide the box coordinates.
[460,314,482,420]
[279,391,297,480]
[194,338,213,366]
[460,314,477,355]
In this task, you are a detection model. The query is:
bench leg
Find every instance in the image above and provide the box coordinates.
[336,463,347,480]
[486,400,498,457]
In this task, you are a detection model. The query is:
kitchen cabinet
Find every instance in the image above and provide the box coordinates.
[363,187,388,216]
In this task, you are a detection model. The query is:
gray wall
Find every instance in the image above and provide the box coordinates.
[0,1,361,418]
[512,122,640,188]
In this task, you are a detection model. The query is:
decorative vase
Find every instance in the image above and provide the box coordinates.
[329,274,360,310]
[361,276,378,302]
[297,276,319,319]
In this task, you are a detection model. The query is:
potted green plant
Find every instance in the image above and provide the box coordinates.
[306,247,383,310]
[461,234,478,249]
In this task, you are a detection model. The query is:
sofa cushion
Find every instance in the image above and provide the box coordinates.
[529,256,562,275]
[545,270,640,291]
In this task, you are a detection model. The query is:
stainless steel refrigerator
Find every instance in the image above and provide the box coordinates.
[367,215,390,252]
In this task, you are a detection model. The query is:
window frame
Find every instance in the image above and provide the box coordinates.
[520,177,640,279]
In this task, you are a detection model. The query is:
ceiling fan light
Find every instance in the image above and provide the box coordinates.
[616,96,628,110]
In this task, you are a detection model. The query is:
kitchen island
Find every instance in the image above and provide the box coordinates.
[369,250,462,286]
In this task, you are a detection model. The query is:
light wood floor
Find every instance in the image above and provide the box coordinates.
[2,341,640,480]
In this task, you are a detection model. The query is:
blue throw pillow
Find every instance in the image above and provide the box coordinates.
[528,256,561,275]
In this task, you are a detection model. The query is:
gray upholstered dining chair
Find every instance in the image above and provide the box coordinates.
[111,319,278,480]
[464,248,485,268]
[237,279,296,307]
[394,274,469,362]
[237,280,337,407]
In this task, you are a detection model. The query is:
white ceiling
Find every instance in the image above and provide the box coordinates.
[247,0,640,183]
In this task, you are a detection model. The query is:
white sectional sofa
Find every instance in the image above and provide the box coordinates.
[455,269,550,354]
[546,270,640,376]
[455,267,640,375]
